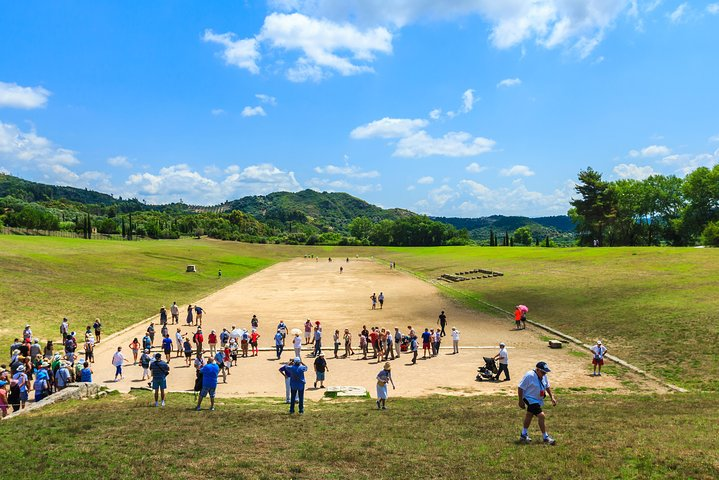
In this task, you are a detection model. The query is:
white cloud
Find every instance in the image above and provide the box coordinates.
[211,108,225,116]
[640,145,671,157]
[708,3,719,15]
[45,165,113,190]
[429,108,442,120]
[394,131,495,158]
[255,94,277,105]
[466,162,486,173]
[313,164,379,178]
[241,106,267,117]
[306,177,380,194]
[203,30,260,74]
[612,163,657,180]
[107,156,132,168]
[0,82,51,109]
[459,178,574,216]
[645,0,663,13]
[417,176,434,185]
[0,122,79,167]
[407,185,416,191]
[499,164,535,176]
[428,184,457,208]
[277,0,632,59]
[660,149,719,175]
[350,117,428,139]
[497,77,522,88]
[223,163,301,194]
[461,89,477,113]
[709,134,719,142]
[668,3,688,23]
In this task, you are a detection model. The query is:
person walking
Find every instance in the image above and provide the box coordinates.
[147,322,156,345]
[160,306,168,326]
[112,346,125,381]
[518,362,557,445]
[493,342,510,381]
[333,329,340,359]
[591,340,608,376]
[194,305,205,327]
[93,318,102,343]
[343,329,354,358]
[186,305,193,326]
[287,357,308,415]
[175,328,184,357]
[385,330,395,361]
[196,357,219,411]
[183,338,193,366]
[170,302,179,324]
[451,327,460,354]
[150,353,170,407]
[162,334,173,362]
[438,311,447,337]
[394,328,402,358]
[142,332,152,352]
[375,362,395,410]
[140,349,152,381]
[313,353,328,389]
[410,335,418,365]
[275,330,285,360]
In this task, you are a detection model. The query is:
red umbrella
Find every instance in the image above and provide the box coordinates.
[517,305,529,313]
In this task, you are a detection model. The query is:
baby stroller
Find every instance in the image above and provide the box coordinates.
[400,335,410,352]
[476,357,498,381]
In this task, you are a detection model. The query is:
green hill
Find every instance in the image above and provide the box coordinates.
[433,215,575,245]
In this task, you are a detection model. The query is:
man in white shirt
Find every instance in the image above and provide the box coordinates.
[112,346,125,381]
[493,342,509,381]
[293,333,302,358]
[590,340,608,376]
[517,361,557,445]
[170,302,180,324]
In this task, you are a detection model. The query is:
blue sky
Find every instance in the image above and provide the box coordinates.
[1,1,718,216]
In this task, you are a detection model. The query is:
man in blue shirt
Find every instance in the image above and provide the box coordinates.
[150,353,170,407]
[517,361,557,445]
[287,357,308,415]
[162,334,173,362]
[196,356,220,411]
[274,330,284,359]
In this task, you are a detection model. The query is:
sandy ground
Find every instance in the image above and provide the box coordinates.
[90,257,642,400]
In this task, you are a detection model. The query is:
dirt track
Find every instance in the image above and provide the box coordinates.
[90,257,641,399]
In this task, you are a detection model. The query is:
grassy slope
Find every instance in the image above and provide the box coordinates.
[0,236,307,347]
[365,246,719,391]
[0,391,717,479]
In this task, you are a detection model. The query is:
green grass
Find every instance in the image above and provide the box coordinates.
[365,246,719,391]
[0,391,716,479]
[0,236,307,347]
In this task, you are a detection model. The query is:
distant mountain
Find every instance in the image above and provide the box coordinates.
[432,215,575,244]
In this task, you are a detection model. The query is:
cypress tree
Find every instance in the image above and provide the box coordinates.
[504,231,509,246]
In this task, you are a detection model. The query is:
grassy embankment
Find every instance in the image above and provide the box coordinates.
[0,390,717,479]
[0,236,305,348]
[370,246,719,391]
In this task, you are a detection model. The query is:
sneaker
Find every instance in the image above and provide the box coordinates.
[195,406,201,411]
[381,406,386,410]
[543,435,556,445]
[161,400,165,407]
[519,434,532,443]
[376,400,381,410]
[154,402,158,407]
[210,406,215,411]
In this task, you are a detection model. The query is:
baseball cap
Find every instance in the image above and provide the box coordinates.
[536,361,551,373]
[294,356,301,364]
[597,340,602,345]
[155,353,162,359]
[499,342,506,347]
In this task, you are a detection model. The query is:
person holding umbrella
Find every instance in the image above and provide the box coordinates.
[515,305,528,330]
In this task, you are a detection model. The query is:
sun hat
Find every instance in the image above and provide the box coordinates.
[499,342,506,347]
[536,361,551,373]
[17,365,25,372]
[41,362,50,368]
[384,362,391,371]
[597,340,602,345]
[12,349,20,355]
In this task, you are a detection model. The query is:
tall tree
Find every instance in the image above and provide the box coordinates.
[570,167,617,246]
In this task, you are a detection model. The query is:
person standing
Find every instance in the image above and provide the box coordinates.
[175,328,184,357]
[275,330,285,360]
[312,326,322,357]
[93,318,102,343]
[394,328,402,358]
[194,305,205,327]
[451,327,460,354]
[358,332,368,359]
[410,335,418,365]
[60,318,69,342]
[162,334,173,362]
[514,306,522,330]
[160,306,168,326]
[313,353,328,389]
[421,328,432,359]
[344,329,354,358]
[79,361,93,383]
[147,322,156,345]
[186,305,194,325]
[13,365,29,410]
[251,314,259,329]
[142,332,152,352]
[591,340,608,376]
[129,338,140,365]
[208,330,218,356]
[378,292,384,309]
[193,328,204,356]
[494,342,510,381]
[196,357,219,411]
[370,293,377,310]
[293,332,302,358]
[250,329,260,356]
[287,357,308,415]
[183,339,193,366]
[518,362,557,445]
[279,360,295,404]
[375,362,395,410]
[304,319,312,345]
[333,329,340,359]
[438,311,447,337]
[385,330,395,361]
[112,347,125,381]
[150,353,170,407]
[170,302,179,324]
[140,349,152,381]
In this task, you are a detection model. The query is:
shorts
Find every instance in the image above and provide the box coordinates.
[163,348,171,354]
[423,342,430,349]
[524,399,543,415]
[592,358,604,366]
[115,365,122,376]
[200,386,216,399]
[316,371,325,381]
[152,378,167,390]
[185,351,192,358]
[20,391,29,402]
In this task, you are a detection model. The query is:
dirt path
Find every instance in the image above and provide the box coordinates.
[90,257,653,400]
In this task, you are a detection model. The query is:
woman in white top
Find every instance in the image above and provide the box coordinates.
[294,333,302,358]
[451,327,460,354]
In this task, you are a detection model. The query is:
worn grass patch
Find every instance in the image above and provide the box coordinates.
[0,391,716,479]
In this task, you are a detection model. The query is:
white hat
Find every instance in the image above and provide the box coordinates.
[597,340,602,345]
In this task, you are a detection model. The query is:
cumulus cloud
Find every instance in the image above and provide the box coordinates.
[613,163,657,180]
[394,131,495,158]
[429,109,442,120]
[203,30,260,74]
[466,162,486,173]
[461,89,477,113]
[306,177,380,194]
[660,149,719,175]
[708,3,719,15]
[0,81,51,109]
[107,156,132,168]
[459,178,574,216]
[417,176,434,185]
[0,122,79,167]
[668,3,688,22]
[313,164,379,178]
[310,161,380,193]
[255,94,277,105]
[350,117,428,139]
[427,185,458,208]
[241,106,267,117]
[629,144,671,157]
[499,165,535,176]
[274,0,632,59]
[497,77,522,88]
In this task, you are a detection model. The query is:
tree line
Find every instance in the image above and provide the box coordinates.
[569,165,719,246]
